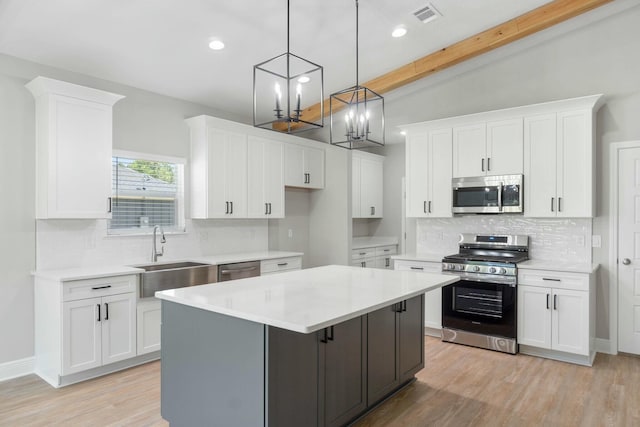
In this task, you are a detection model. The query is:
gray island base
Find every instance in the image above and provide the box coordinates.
[156,265,458,426]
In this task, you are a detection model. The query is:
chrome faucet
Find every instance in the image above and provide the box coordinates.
[152,225,166,262]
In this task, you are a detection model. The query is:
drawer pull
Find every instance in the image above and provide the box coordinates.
[359,252,366,255]
[542,278,561,282]
[384,249,391,252]
[277,263,288,267]
[91,285,112,290]
[410,266,424,271]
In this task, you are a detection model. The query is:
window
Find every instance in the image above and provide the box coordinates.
[109,151,185,234]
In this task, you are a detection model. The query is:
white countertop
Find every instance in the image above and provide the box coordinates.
[33,251,303,281]
[518,260,599,274]
[192,251,303,265]
[155,264,458,334]
[352,236,399,249]
[391,253,444,263]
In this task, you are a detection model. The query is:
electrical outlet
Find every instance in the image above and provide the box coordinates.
[592,235,602,248]
[288,229,293,239]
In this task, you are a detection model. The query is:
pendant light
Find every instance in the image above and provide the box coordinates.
[330,0,385,149]
[253,0,324,133]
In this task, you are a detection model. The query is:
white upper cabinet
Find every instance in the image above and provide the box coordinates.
[524,106,598,217]
[486,118,524,175]
[453,118,523,178]
[26,76,124,219]
[188,116,294,219]
[188,119,248,219]
[452,123,486,177]
[406,128,452,218]
[248,136,284,218]
[284,143,325,189]
[352,151,383,218]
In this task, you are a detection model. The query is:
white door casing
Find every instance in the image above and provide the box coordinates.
[617,145,640,354]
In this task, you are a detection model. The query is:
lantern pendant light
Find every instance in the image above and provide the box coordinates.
[253,0,324,133]
[330,0,385,149]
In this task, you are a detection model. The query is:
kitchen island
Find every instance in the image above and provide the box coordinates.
[155,265,458,427]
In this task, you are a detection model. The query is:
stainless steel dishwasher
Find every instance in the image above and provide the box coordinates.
[217,260,261,282]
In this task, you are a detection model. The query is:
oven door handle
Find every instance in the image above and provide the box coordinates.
[498,183,503,212]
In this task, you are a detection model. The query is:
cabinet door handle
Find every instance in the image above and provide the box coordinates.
[265,203,269,215]
[225,201,229,214]
[97,304,101,322]
[268,203,272,215]
[487,157,491,171]
[546,294,550,310]
[553,294,558,310]
[558,197,562,213]
[423,201,427,214]
[104,303,109,320]
[327,325,334,341]
[481,158,485,172]
[371,206,375,216]
[385,257,390,268]
[551,197,555,212]
[428,201,432,213]
[91,285,112,290]
[107,197,112,213]
[321,328,328,343]
[361,261,366,267]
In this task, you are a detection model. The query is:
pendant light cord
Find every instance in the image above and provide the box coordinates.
[355,0,359,88]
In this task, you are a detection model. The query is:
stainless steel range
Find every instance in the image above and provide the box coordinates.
[441,234,529,354]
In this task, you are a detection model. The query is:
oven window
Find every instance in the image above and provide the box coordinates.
[453,286,503,318]
[453,187,499,207]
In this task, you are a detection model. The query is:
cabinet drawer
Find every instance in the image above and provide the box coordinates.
[394,260,442,274]
[63,275,137,301]
[261,257,302,274]
[352,248,376,261]
[517,269,589,291]
[375,245,397,257]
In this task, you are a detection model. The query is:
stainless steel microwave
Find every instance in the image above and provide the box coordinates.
[452,174,523,214]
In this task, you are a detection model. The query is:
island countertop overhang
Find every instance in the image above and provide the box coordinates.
[155,265,458,333]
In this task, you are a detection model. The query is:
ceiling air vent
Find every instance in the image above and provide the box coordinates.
[413,3,441,24]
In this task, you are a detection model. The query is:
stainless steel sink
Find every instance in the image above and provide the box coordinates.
[136,261,218,298]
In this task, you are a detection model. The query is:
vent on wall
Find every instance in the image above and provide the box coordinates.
[413,3,441,24]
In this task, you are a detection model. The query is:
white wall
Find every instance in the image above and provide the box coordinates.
[0,53,259,366]
[268,188,312,268]
[379,3,640,341]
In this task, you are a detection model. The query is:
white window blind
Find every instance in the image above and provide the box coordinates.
[109,154,185,234]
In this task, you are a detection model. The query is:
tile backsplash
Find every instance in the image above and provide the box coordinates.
[36,219,269,270]
[416,216,592,263]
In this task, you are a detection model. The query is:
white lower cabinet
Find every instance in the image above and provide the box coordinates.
[137,298,162,355]
[517,268,594,365]
[260,256,303,275]
[352,245,397,270]
[35,274,139,387]
[393,260,442,331]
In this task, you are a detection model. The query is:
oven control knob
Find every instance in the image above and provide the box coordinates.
[458,265,465,271]
[446,264,454,270]
[499,268,507,274]
[489,267,496,274]
[472,266,480,272]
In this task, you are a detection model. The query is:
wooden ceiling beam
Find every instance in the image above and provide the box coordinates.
[275,0,612,132]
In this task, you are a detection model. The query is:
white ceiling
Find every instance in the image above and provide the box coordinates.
[0,0,555,120]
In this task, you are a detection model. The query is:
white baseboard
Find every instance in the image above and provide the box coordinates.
[596,338,615,355]
[0,357,34,382]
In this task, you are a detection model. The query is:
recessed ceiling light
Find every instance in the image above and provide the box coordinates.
[392,27,407,38]
[209,40,225,50]
[298,76,310,83]
[400,131,407,136]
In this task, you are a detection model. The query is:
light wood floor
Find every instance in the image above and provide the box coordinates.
[1,337,639,426]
